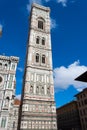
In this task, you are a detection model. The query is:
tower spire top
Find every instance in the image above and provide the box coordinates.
[32,3,50,12]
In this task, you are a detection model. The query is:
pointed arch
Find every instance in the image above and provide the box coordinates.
[42,54,45,64]
[36,53,39,63]
[37,17,45,30]
[42,37,45,45]
[36,36,40,44]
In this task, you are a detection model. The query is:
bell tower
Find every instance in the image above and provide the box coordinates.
[20,3,57,130]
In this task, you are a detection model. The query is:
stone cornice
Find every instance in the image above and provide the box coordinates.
[30,27,50,34]
[0,55,19,63]
[26,65,53,71]
[32,3,50,12]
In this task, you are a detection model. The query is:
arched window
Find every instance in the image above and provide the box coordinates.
[42,55,45,64]
[36,36,40,44]
[38,20,43,30]
[42,38,45,45]
[36,53,39,63]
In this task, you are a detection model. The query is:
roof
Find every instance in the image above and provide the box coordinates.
[14,99,21,105]
[56,100,77,111]
[32,3,50,12]
[75,88,87,97]
[75,71,87,82]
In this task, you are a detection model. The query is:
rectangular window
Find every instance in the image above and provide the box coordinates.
[42,38,45,45]
[38,21,43,29]
[1,117,6,128]
[36,37,39,44]
[10,75,14,81]
[12,64,15,70]
[84,99,87,105]
[42,55,45,64]
[8,82,12,88]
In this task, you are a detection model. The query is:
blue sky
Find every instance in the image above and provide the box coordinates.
[0,0,87,107]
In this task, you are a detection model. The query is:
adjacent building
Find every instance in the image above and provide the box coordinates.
[12,99,21,130]
[75,88,87,130]
[56,101,81,130]
[75,71,87,130]
[19,3,57,130]
[0,55,19,130]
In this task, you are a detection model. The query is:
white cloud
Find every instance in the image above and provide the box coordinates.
[17,67,23,72]
[54,60,87,91]
[15,94,21,100]
[45,0,50,2]
[51,18,58,29]
[27,0,50,12]
[57,0,67,7]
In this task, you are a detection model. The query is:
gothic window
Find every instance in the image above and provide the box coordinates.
[42,55,45,64]
[36,53,39,63]
[30,86,33,93]
[1,117,6,128]
[38,20,43,30]
[36,36,40,44]
[42,38,45,45]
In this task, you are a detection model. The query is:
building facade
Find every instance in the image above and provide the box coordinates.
[56,101,81,130]
[75,88,87,130]
[11,99,21,130]
[19,3,57,130]
[0,55,19,130]
[75,71,87,130]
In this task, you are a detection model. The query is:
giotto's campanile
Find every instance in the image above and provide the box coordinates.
[20,3,57,130]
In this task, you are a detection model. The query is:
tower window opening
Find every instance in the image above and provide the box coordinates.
[38,20,43,30]
[42,55,45,64]
[36,53,39,63]
[42,38,45,45]
[36,37,40,44]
